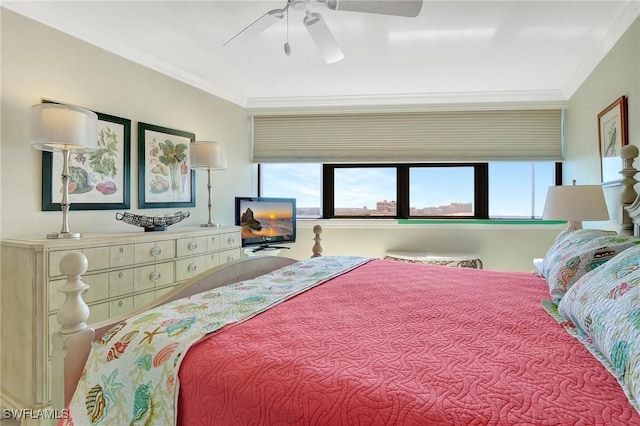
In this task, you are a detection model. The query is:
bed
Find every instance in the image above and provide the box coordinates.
[54,148,640,425]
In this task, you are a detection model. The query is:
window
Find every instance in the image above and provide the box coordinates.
[260,162,560,220]
[409,166,475,217]
[489,162,556,219]
[260,163,322,218]
[333,167,396,217]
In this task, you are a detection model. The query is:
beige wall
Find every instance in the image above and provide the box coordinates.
[564,17,640,228]
[1,9,255,239]
[285,221,562,271]
[2,11,638,271]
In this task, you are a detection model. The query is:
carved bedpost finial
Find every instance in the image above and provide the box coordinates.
[620,144,639,205]
[619,145,639,236]
[312,225,323,258]
[51,252,95,412]
[57,252,90,334]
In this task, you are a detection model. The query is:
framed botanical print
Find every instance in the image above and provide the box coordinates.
[598,95,628,185]
[138,122,196,208]
[42,109,131,210]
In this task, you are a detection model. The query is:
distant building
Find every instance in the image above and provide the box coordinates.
[375,200,396,215]
[411,202,472,216]
[332,200,472,217]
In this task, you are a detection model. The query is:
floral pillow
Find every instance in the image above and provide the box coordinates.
[542,230,640,300]
[557,245,640,413]
[541,229,616,279]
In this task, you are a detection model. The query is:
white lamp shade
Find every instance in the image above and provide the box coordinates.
[31,103,98,152]
[190,141,227,170]
[542,184,610,221]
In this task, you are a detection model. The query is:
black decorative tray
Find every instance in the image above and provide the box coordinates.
[115,211,190,232]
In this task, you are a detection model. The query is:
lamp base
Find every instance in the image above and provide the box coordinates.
[200,223,221,228]
[47,231,82,239]
[555,220,582,242]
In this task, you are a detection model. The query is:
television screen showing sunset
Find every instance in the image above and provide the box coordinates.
[240,201,294,238]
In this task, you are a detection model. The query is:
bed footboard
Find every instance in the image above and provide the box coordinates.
[50,254,300,411]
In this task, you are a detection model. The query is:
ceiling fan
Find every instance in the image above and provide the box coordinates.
[223,0,423,64]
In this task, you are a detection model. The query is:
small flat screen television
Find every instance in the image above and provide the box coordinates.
[235,197,296,252]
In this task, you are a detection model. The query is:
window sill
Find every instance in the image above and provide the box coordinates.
[298,218,566,230]
[397,219,566,225]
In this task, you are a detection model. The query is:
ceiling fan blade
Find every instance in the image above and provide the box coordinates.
[323,0,423,17]
[303,12,344,64]
[224,8,286,48]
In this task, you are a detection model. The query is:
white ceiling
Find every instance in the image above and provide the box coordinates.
[3,1,640,112]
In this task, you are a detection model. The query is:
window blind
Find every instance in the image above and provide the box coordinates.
[252,109,563,163]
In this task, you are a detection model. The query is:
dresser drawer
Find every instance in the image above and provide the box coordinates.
[49,246,110,277]
[205,249,240,273]
[220,248,241,264]
[110,297,134,318]
[206,252,220,269]
[133,261,174,292]
[176,255,208,281]
[109,244,134,268]
[4,225,242,409]
[176,236,208,257]
[207,233,221,251]
[221,233,240,249]
[134,240,175,263]
[109,268,134,298]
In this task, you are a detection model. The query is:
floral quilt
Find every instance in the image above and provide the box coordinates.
[62,256,372,425]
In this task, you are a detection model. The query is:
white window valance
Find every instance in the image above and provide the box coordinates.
[252,109,563,163]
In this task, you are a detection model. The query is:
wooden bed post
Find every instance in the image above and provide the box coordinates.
[50,252,95,412]
[620,145,639,236]
[312,225,323,257]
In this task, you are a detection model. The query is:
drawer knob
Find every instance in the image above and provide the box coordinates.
[227,255,234,262]
[150,246,162,257]
[118,300,124,307]
[210,236,216,242]
[187,263,197,273]
[227,236,235,245]
[119,247,125,254]
[149,270,161,282]
[118,271,125,279]
[188,242,198,251]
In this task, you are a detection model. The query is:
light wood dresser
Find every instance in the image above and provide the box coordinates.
[0,226,241,409]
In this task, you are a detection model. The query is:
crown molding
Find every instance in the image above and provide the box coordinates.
[5,1,632,114]
[1,2,248,107]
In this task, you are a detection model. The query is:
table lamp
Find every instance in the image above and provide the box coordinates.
[542,180,610,240]
[31,103,98,239]
[189,141,227,227]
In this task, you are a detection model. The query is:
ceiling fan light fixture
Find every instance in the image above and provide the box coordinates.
[323,0,423,17]
[304,12,344,63]
[291,0,311,12]
[225,0,422,62]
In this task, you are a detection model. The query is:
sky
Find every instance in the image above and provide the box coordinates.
[238,200,294,220]
[260,162,555,218]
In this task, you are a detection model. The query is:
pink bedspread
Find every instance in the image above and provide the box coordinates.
[177,259,640,425]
